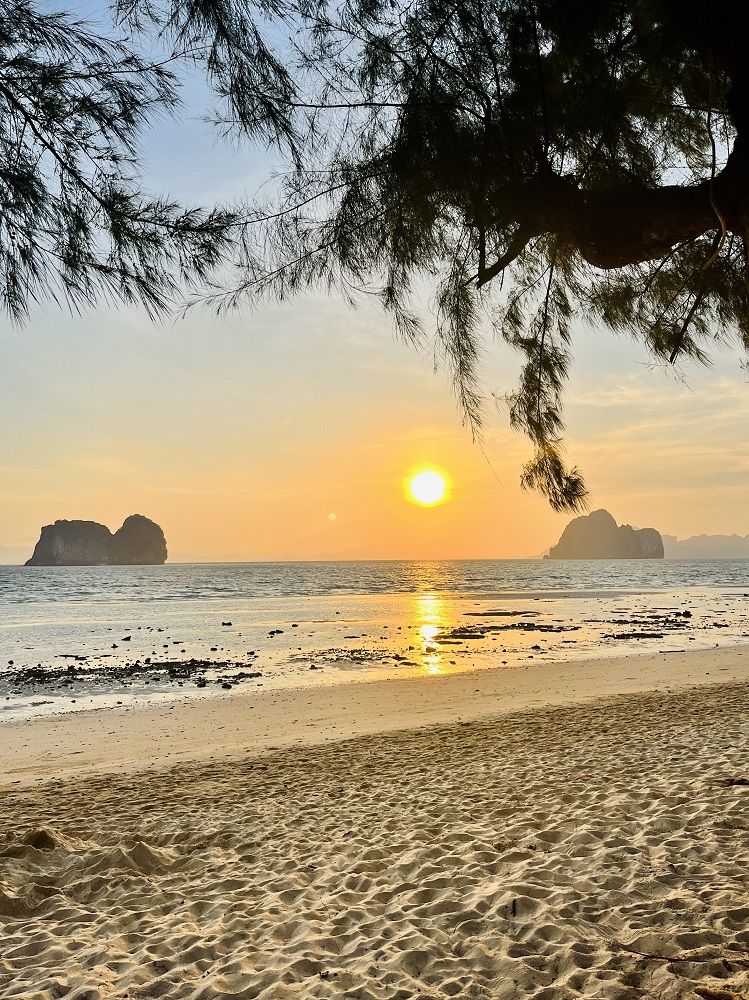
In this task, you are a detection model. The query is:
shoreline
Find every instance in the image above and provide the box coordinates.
[2,643,748,788]
[5,578,749,727]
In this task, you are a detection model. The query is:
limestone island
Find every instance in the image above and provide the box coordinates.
[546,508,663,559]
[25,514,167,566]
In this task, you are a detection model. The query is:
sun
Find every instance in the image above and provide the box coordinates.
[407,469,449,507]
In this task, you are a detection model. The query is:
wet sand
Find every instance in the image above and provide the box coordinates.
[5,585,749,725]
[1,645,748,786]
[2,648,749,999]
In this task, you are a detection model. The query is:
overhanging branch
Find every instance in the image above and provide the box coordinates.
[476,226,534,286]
[476,141,749,285]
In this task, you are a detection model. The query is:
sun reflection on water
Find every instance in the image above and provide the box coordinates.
[413,592,448,675]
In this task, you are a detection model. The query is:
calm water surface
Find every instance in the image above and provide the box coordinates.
[3,558,749,603]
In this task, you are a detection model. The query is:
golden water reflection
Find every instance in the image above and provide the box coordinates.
[413,593,450,675]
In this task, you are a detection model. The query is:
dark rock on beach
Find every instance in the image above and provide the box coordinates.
[25,514,167,566]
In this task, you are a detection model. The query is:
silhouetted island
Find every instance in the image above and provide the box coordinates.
[546,509,663,559]
[25,515,167,566]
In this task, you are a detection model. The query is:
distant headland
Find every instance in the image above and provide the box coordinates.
[546,509,664,559]
[25,515,167,566]
[662,533,749,558]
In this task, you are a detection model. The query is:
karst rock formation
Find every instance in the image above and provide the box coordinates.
[547,509,663,559]
[25,515,167,566]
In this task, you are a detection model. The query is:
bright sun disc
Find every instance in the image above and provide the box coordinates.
[408,470,448,506]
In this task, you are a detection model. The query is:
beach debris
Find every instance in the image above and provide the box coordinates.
[449,628,486,639]
[0,656,261,702]
[222,621,233,626]
[464,610,532,617]
[602,632,664,640]
[11,667,49,683]
[724,776,749,786]
[445,621,580,642]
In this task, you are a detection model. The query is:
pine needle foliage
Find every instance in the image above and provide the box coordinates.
[7,0,749,509]
[0,0,277,320]
[192,0,749,510]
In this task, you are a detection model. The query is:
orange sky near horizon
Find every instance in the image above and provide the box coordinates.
[3,285,749,564]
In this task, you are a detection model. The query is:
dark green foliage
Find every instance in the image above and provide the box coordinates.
[7,0,749,508]
[0,0,244,319]
[190,0,749,508]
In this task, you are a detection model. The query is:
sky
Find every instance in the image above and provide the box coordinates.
[2,10,749,563]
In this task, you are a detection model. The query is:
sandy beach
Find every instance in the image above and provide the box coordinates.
[2,648,749,999]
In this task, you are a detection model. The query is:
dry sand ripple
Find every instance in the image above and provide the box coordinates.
[2,681,749,999]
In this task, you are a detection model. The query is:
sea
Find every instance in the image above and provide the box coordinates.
[2,559,749,723]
